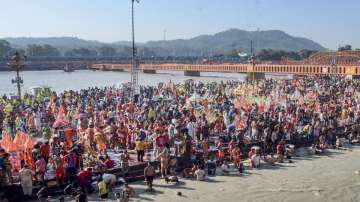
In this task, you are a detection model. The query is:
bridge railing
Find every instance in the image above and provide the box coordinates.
[253,64,360,75]
[91,63,360,75]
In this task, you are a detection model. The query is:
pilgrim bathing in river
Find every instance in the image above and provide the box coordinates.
[1,76,360,201]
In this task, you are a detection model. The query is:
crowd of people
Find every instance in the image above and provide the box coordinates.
[1,75,360,201]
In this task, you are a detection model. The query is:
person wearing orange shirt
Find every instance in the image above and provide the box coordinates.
[215,115,223,133]
[95,132,106,153]
[85,126,95,150]
[54,155,65,186]
[40,141,50,162]
[217,148,225,165]
[202,139,209,159]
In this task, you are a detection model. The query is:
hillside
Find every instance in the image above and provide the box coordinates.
[1,29,326,56]
[145,29,325,56]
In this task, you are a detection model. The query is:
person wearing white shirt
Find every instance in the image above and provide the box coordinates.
[34,111,41,133]
[187,121,195,140]
[221,161,230,175]
[167,124,175,140]
[19,165,35,196]
[194,166,205,181]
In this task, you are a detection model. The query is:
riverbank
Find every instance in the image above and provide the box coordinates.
[0,65,87,72]
[44,144,360,202]
[0,57,131,71]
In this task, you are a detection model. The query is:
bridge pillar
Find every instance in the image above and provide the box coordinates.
[184,70,200,77]
[246,72,265,82]
[143,69,156,74]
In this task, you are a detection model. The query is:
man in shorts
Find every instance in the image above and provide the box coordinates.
[120,150,130,179]
[144,162,155,191]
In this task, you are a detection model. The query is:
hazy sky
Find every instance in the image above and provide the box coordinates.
[0,0,359,49]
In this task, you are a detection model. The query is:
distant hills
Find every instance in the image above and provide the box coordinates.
[2,29,326,56]
[146,29,325,56]
[3,37,104,50]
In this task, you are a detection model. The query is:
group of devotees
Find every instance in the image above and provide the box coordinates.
[0,75,360,201]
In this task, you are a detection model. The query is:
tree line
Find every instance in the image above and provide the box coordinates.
[0,40,156,59]
[223,45,360,61]
[256,49,318,61]
[1,39,359,61]
[212,48,319,61]
[337,45,360,52]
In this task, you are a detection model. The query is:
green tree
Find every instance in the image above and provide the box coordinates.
[99,46,116,57]
[122,46,133,57]
[27,44,60,57]
[0,40,12,58]
[138,47,156,57]
[299,49,318,59]
[43,44,60,56]
[65,48,98,57]
[338,45,352,51]
[287,51,301,60]
[226,49,241,58]
[14,48,26,56]
[256,49,283,61]
[257,49,305,61]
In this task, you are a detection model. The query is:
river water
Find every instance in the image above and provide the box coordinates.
[0,70,291,95]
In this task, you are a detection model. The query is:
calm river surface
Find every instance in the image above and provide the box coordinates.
[0,70,291,95]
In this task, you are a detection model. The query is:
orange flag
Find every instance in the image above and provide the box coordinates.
[7,141,18,152]
[14,131,30,151]
[24,137,34,150]
[0,131,12,151]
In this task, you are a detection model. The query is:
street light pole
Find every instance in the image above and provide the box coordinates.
[130,0,139,99]
[248,40,256,85]
[10,51,24,102]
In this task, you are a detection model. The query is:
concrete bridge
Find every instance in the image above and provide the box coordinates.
[91,63,360,78]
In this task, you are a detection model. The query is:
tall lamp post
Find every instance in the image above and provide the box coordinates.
[250,54,256,83]
[10,51,24,102]
[248,40,256,84]
[130,0,140,99]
